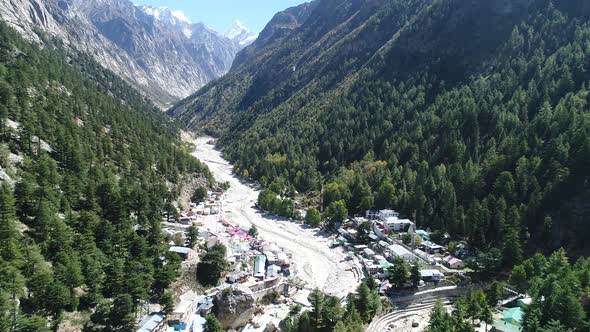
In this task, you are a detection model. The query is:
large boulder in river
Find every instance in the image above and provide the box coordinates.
[214,287,256,329]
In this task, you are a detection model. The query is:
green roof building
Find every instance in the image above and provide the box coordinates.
[502,307,524,326]
[493,320,523,332]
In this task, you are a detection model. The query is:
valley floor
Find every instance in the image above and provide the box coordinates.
[188,135,359,297]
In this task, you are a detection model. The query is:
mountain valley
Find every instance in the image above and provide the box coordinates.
[0,0,254,107]
[2,0,590,331]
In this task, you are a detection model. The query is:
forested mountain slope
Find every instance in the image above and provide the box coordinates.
[0,0,243,107]
[0,22,211,330]
[172,0,590,257]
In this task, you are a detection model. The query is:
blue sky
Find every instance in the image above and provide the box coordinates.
[133,0,308,33]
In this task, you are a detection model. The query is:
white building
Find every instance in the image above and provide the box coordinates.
[366,210,380,220]
[264,251,278,265]
[169,246,197,260]
[266,264,281,279]
[420,269,444,282]
[179,215,197,225]
[366,209,400,220]
[363,248,376,257]
[421,241,444,254]
[231,243,250,261]
[365,264,382,277]
[373,222,388,239]
[387,244,415,262]
[414,249,435,264]
[354,245,369,252]
[374,255,386,262]
[383,216,413,232]
[168,291,199,327]
[277,252,289,266]
[353,216,370,226]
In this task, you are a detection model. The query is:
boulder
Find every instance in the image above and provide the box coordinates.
[263,321,279,332]
[214,287,256,329]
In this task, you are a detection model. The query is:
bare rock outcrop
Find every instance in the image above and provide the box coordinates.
[214,287,257,330]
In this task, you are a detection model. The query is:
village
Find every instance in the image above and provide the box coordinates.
[135,137,529,332]
[335,209,527,332]
[137,188,301,332]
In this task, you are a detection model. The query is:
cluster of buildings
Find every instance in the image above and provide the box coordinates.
[335,209,471,290]
[355,242,418,281]
[354,241,443,288]
[194,223,292,290]
[233,241,290,284]
[178,193,223,224]
[137,291,213,332]
[248,241,290,282]
[367,209,414,236]
[139,191,294,332]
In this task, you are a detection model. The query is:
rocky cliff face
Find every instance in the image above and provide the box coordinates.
[0,0,248,107]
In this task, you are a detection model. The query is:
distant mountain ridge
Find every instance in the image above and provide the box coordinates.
[170,0,553,130]
[169,0,318,124]
[0,0,253,107]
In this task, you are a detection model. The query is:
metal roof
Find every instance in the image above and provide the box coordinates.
[169,246,192,254]
[137,313,165,332]
[388,244,412,257]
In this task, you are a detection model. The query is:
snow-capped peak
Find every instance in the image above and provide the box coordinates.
[140,5,164,20]
[235,20,248,32]
[224,20,249,39]
[224,20,258,47]
[171,10,192,24]
[139,5,192,26]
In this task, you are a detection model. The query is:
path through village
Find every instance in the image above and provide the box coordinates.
[188,135,359,298]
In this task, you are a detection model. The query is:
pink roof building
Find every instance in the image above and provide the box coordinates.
[443,255,465,269]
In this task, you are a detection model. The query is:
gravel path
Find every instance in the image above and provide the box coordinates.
[188,135,359,296]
